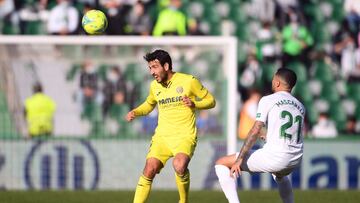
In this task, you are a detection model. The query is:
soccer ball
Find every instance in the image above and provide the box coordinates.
[82,10,108,35]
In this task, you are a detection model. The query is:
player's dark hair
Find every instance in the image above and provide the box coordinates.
[33,83,43,93]
[275,68,297,89]
[144,49,172,70]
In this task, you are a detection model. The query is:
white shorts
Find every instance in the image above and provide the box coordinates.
[237,148,302,177]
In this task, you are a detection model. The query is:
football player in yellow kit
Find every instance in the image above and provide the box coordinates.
[126,49,216,203]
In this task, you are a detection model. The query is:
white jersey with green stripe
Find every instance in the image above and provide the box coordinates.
[255,91,305,154]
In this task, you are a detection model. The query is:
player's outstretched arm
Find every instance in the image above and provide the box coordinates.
[230,121,264,177]
[191,93,216,110]
[125,101,156,122]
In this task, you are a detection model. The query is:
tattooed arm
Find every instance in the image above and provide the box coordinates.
[230,121,265,177]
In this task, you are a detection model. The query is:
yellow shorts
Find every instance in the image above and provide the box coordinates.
[146,135,197,165]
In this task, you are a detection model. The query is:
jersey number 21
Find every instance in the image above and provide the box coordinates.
[280,110,302,143]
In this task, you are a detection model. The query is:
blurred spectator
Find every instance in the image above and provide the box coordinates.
[276,0,299,11]
[25,83,56,138]
[281,9,313,68]
[77,0,98,8]
[101,0,130,35]
[344,116,360,135]
[187,18,204,36]
[152,0,187,36]
[102,66,127,116]
[333,20,358,80]
[274,0,299,28]
[256,21,279,63]
[17,0,48,35]
[238,54,262,97]
[124,0,151,35]
[252,0,275,23]
[47,0,79,35]
[77,60,103,113]
[106,90,131,136]
[344,0,360,34]
[0,0,14,18]
[238,89,261,140]
[311,112,338,138]
[347,46,360,82]
[0,0,16,34]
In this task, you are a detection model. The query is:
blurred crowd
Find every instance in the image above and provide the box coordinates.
[1,0,360,138]
[235,0,360,139]
[0,0,203,36]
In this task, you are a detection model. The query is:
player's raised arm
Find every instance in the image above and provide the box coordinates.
[125,101,156,122]
[125,84,157,122]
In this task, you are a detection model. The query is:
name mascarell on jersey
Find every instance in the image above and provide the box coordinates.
[275,99,305,116]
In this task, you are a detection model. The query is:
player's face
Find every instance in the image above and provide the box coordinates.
[148,59,168,83]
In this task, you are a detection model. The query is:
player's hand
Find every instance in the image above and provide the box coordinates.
[125,110,136,122]
[182,96,195,108]
[230,159,243,178]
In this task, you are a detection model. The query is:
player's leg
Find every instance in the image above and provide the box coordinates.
[215,154,240,203]
[134,136,172,203]
[133,158,163,203]
[172,137,197,203]
[272,172,294,203]
[173,153,191,203]
[247,149,296,203]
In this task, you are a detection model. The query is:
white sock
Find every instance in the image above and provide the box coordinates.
[273,175,294,203]
[215,165,240,203]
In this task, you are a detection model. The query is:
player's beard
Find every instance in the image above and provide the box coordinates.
[154,71,168,84]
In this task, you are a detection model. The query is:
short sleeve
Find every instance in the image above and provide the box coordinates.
[190,76,208,99]
[255,96,271,123]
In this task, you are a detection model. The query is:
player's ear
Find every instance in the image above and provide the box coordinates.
[273,77,280,87]
[276,80,281,87]
[164,63,169,71]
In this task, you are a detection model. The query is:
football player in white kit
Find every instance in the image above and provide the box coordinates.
[215,68,305,203]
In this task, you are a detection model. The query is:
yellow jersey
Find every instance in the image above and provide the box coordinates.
[25,93,56,136]
[135,72,213,139]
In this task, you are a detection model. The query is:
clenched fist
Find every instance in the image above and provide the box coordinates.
[125,110,136,122]
[182,96,195,108]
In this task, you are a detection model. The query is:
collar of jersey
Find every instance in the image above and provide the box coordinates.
[163,72,177,88]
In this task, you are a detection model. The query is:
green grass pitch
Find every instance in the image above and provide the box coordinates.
[0,190,359,203]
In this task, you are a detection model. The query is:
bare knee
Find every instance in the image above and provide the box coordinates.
[173,160,187,175]
[173,154,190,175]
[215,157,226,165]
[143,159,162,179]
[215,154,237,167]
